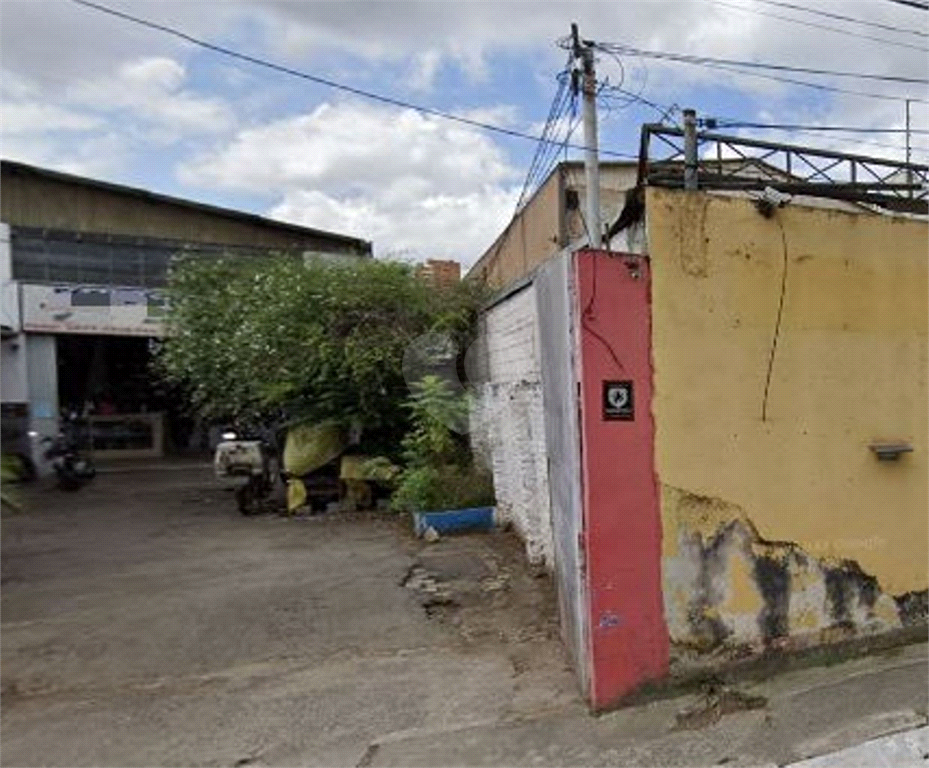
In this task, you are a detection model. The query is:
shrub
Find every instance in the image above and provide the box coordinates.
[390,375,495,513]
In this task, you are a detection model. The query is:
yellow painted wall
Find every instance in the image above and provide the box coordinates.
[647,187,928,597]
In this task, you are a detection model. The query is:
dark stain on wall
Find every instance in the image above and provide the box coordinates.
[824,561,878,626]
[754,556,789,643]
[896,590,929,626]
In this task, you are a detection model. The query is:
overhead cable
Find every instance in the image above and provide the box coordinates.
[595,42,928,85]
[67,0,638,159]
[714,121,929,134]
[591,42,929,103]
[884,0,929,11]
[706,0,928,52]
[754,0,928,37]
[516,67,574,211]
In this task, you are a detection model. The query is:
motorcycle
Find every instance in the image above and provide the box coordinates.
[213,428,273,515]
[42,418,96,491]
[214,420,389,516]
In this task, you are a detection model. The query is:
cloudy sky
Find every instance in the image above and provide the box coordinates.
[2,0,927,266]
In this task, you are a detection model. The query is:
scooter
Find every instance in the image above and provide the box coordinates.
[43,419,96,491]
[213,429,273,515]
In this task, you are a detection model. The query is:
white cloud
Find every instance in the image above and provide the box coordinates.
[406,49,443,91]
[72,57,234,137]
[269,185,517,265]
[0,54,234,179]
[2,0,926,261]
[0,101,100,134]
[180,100,521,263]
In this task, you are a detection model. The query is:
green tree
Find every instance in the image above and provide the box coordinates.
[156,255,487,458]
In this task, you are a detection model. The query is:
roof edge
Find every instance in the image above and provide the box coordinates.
[1,159,372,254]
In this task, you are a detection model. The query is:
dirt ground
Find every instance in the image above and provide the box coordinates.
[1,466,579,767]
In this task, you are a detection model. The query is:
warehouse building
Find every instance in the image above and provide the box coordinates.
[0,160,371,470]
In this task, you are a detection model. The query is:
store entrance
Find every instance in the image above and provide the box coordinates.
[56,335,196,457]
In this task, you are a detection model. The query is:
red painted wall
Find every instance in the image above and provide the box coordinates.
[574,249,669,709]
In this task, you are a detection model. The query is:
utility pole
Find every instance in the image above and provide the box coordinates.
[905,98,913,198]
[572,23,601,247]
[683,108,698,191]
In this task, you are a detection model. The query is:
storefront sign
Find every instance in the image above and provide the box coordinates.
[21,284,166,337]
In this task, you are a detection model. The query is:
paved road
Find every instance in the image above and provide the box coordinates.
[1,468,576,766]
[2,467,926,767]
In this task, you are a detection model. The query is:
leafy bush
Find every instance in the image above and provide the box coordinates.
[1,454,23,512]
[390,376,495,513]
[157,256,488,458]
[390,465,494,514]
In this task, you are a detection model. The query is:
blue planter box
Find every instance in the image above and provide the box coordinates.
[413,506,496,537]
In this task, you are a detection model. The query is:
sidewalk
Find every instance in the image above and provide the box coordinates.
[363,641,927,767]
[788,726,928,767]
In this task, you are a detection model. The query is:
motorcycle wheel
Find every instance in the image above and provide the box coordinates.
[236,483,255,515]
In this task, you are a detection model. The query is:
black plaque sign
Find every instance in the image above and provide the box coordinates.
[603,380,634,421]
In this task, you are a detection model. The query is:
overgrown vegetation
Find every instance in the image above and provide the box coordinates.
[389,375,494,513]
[157,255,487,459]
[1,454,24,512]
[159,255,494,511]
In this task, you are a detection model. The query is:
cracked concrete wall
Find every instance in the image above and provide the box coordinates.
[646,188,928,655]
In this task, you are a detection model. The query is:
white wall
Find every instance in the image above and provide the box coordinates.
[25,334,58,475]
[0,222,19,334]
[471,284,555,568]
[1,336,28,403]
[0,221,29,407]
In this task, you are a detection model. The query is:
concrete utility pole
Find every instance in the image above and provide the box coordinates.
[905,98,913,198]
[572,23,601,247]
[683,108,698,191]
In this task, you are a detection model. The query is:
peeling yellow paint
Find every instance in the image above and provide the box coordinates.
[661,486,747,557]
[659,482,907,651]
[791,609,820,631]
[872,594,902,627]
[649,187,928,596]
[720,547,764,616]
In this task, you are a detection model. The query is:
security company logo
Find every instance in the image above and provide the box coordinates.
[603,380,634,421]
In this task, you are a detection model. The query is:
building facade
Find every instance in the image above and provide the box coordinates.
[471,185,928,710]
[0,160,371,469]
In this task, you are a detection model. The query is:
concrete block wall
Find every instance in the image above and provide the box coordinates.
[471,284,555,568]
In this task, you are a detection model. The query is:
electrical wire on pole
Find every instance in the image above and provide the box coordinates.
[572,23,602,247]
[514,64,573,213]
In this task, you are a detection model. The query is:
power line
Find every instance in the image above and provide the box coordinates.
[594,42,929,103]
[516,68,574,211]
[67,0,638,160]
[599,84,680,123]
[714,121,929,134]
[597,83,929,155]
[884,0,929,11]
[594,43,928,85]
[705,0,929,52]
[754,0,928,38]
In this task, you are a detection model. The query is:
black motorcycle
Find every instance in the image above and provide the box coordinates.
[43,419,96,491]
